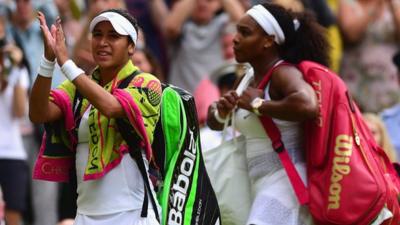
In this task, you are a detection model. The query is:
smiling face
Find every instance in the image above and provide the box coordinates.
[91,21,134,71]
[233,15,273,63]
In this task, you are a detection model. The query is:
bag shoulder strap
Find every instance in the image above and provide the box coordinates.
[114,71,160,222]
[257,61,309,205]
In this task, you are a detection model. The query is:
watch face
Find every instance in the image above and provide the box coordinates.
[251,97,263,108]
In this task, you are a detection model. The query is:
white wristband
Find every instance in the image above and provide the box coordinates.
[37,55,56,78]
[61,60,84,81]
[214,109,228,123]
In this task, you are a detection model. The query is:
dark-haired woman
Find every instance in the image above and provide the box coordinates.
[207,3,327,224]
[29,9,161,225]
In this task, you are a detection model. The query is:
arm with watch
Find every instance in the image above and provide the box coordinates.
[239,66,318,122]
[207,66,319,130]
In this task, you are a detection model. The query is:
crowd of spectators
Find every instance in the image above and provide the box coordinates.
[0,0,399,224]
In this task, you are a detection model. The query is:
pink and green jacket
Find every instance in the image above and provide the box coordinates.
[33,60,161,182]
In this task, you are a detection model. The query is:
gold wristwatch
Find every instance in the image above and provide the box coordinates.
[250,97,264,116]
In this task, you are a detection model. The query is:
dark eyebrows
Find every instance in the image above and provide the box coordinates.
[236,23,252,32]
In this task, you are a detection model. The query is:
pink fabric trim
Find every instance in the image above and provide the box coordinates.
[50,90,74,130]
[33,134,73,182]
[50,90,77,146]
[113,89,152,160]
[33,90,77,182]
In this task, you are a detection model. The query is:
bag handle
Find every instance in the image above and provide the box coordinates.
[220,110,240,147]
[220,66,256,146]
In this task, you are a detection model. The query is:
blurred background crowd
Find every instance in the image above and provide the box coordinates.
[0,0,399,225]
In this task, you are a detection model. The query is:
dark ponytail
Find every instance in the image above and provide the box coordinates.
[262,3,330,66]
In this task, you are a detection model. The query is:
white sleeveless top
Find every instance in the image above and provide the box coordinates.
[75,107,149,215]
[234,83,304,183]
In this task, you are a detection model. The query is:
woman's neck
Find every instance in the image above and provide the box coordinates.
[251,56,281,85]
[98,64,125,86]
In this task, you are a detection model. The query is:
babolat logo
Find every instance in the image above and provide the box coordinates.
[168,129,197,225]
[328,134,353,209]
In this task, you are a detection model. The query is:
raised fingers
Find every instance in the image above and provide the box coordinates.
[55,17,65,44]
[37,11,47,27]
[38,11,56,60]
[53,17,69,65]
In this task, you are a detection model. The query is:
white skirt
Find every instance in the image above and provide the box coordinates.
[73,209,160,225]
[246,163,313,225]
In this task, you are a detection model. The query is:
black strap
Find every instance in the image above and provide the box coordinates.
[73,70,160,220]
[116,120,160,221]
[113,71,160,221]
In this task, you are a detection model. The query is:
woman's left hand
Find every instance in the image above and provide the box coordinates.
[238,87,264,111]
[53,17,69,66]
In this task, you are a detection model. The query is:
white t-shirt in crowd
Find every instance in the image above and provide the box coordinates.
[0,67,29,160]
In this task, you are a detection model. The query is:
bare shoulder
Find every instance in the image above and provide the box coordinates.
[270,64,306,88]
[272,64,303,83]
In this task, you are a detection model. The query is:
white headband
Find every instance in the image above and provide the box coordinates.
[89,12,138,45]
[246,5,285,45]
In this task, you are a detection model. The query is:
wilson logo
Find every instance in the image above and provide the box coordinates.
[311,80,323,127]
[328,134,353,210]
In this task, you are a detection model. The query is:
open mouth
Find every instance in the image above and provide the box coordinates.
[96,51,112,61]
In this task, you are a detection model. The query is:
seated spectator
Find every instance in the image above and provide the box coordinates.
[381,51,400,157]
[363,113,398,162]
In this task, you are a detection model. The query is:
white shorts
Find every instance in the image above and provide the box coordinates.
[73,209,160,225]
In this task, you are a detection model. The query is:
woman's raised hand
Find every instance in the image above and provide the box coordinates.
[53,17,69,66]
[37,11,56,61]
[216,90,239,119]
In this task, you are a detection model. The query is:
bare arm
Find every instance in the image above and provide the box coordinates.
[4,45,29,118]
[12,81,27,118]
[221,0,245,23]
[388,0,400,40]
[338,0,382,43]
[29,12,63,123]
[238,66,318,122]
[71,19,94,69]
[207,102,225,130]
[69,75,126,118]
[149,0,169,31]
[29,75,63,123]
[207,90,239,130]
[163,0,196,40]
